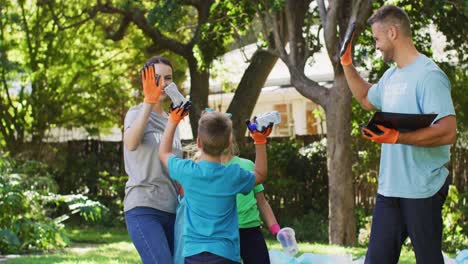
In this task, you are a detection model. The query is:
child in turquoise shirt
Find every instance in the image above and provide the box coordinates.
[159,109,272,263]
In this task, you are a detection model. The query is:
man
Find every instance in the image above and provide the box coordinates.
[340,5,457,264]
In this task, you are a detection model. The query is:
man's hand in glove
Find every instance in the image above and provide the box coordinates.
[340,22,356,66]
[362,124,399,144]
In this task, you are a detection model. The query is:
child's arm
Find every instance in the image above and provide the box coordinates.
[246,120,272,185]
[255,191,280,236]
[253,144,267,185]
[159,121,178,168]
[159,102,191,168]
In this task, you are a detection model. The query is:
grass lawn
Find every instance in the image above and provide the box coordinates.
[2,227,422,264]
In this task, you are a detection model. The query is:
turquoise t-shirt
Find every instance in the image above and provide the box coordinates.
[168,155,255,262]
[224,156,264,228]
[367,54,455,198]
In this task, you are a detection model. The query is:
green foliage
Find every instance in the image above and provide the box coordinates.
[442,185,468,252]
[0,0,142,154]
[240,138,328,242]
[0,154,108,253]
[0,156,69,253]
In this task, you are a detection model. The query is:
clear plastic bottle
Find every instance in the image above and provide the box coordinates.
[255,111,281,131]
[164,83,187,107]
[276,227,299,257]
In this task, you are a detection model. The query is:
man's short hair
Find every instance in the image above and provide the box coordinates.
[198,111,232,156]
[367,5,412,37]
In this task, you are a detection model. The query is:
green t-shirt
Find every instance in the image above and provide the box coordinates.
[224,156,264,228]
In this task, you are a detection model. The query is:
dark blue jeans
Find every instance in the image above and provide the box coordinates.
[365,178,449,264]
[239,227,270,264]
[125,207,176,264]
[185,252,240,264]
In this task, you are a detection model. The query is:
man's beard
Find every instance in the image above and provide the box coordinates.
[382,51,393,63]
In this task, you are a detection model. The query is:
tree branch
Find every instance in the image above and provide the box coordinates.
[187,0,214,48]
[95,1,194,57]
[323,0,340,66]
[317,0,327,26]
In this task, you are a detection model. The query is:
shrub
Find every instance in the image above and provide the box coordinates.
[0,154,107,254]
[442,185,468,253]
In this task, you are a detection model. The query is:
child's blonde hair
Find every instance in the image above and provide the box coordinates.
[197,111,232,156]
[222,133,239,156]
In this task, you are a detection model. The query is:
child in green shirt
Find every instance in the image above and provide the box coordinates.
[221,134,280,264]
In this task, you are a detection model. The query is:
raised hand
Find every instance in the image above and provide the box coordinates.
[169,101,192,124]
[141,64,162,104]
[246,118,273,145]
[340,22,356,66]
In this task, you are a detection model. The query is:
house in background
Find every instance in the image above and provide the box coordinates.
[177,43,334,140]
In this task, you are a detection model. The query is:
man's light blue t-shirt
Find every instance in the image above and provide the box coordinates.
[168,155,256,262]
[367,54,455,198]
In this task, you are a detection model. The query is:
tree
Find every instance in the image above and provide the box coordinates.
[94,0,279,139]
[0,0,138,156]
[253,0,374,245]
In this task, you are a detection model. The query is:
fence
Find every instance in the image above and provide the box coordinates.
[45,136,467,218]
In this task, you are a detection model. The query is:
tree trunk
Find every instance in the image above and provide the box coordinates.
[227,50,278,144]
[187,57,210,138]
[325,73,356,245]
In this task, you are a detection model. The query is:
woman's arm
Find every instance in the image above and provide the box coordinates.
[124,103,153,151]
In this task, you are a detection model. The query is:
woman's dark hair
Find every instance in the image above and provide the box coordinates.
[146,56,173,70]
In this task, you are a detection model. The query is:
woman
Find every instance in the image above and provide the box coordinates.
[123,56,183,263]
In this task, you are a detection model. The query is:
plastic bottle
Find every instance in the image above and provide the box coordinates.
[276,227,299,257]
[164,83,187,107]
[255,111,281,131]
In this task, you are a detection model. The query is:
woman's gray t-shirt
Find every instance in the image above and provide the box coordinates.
[123,104,183,213]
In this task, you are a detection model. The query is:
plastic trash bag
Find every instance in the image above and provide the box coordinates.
[297,253,353,264]
[173,195,185,264]
[269,249,300,264]
[455,249,468,264]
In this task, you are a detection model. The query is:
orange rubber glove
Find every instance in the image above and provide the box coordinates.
[340,22,356,66]
[141,64,162,104]
[246,119,273,145]
[169,101,191,124]
[362,124,399,144]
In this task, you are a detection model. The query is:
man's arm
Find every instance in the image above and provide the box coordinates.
[159,121,178,168]
[343,65,377,111]
[397,115,457,146]
[340,23,377,111]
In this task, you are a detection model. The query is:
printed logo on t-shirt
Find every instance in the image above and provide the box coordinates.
[383,82,408,110]
[153,133,182,151]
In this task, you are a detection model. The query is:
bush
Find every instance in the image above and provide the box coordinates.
[442,185,468,252]
[0,154,107,254]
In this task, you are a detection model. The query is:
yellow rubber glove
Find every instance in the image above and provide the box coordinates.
[169,101,191,124]
[362,124,399,144]
[340,22,356,66]
[246,119,273,145]
[141,64,162,104]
